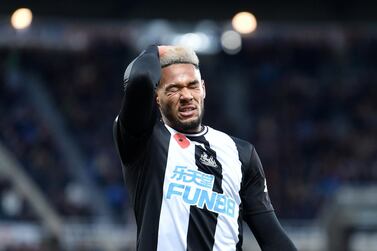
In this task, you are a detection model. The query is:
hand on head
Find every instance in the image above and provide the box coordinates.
[157,45,172,58]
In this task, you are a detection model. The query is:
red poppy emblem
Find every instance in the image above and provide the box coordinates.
[173,133,190,149]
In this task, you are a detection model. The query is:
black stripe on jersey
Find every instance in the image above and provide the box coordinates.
[231,136,251,250]
[235,202,243,251]
[134,122,171,251]
[186,136,223,251]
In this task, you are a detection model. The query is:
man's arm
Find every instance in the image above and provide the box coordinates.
[241,146,297,250]
[114,45,161,164]
[244,211,297,251]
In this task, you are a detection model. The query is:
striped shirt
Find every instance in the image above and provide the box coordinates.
[113,45,273,251]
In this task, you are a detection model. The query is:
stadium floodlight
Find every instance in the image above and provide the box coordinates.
[172,32,215,54]
[232,11,257,34]
[11,8,33,30]
[221,30,242,55]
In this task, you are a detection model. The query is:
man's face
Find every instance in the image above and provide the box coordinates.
[156,63,206,133]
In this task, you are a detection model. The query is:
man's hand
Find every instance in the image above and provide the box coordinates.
[157,45,171,58]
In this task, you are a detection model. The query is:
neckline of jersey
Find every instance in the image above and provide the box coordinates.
[164,123,208,137]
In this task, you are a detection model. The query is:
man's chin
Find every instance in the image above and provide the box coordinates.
[178,116,197,123]
[175,118,201,132]
[162,107,204,133]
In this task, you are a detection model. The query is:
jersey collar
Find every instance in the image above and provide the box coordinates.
[164,123,208,137]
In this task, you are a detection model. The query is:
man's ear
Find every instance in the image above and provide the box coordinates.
[156,93,161,107]
[202,80,206,99]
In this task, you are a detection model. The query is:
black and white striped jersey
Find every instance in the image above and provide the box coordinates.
[113,45,274,251]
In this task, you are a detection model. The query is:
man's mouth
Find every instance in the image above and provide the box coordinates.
[178,106,197,118]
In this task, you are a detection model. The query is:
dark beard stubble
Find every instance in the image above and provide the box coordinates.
[160,103,204,133]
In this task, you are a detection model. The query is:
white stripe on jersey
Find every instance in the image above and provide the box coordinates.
[157,126,198,251]
[205,127,242,251]
[157,125,243,251]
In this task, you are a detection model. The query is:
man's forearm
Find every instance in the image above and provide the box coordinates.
[119,45,161,137]
[245,211,297,251]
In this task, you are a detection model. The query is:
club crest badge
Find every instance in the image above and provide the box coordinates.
[199,152,218,168]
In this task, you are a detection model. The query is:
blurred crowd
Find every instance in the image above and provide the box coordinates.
[0,30,376,230]
[0,52,94,220]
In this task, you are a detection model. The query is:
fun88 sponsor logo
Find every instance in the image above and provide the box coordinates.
[166,166,236,218]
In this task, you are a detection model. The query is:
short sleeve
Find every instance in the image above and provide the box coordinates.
[241,146,274,216]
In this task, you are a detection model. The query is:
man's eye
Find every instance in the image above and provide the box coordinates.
[188,83,200,89]
[168,87,179,92]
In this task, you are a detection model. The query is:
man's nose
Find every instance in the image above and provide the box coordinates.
[179,88,193,101]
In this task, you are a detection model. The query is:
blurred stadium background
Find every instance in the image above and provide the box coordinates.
[1,0,377,250]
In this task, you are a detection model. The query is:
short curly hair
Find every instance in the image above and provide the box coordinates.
[160,46,199,69]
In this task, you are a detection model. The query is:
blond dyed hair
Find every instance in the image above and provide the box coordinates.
[160,46,199,69]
